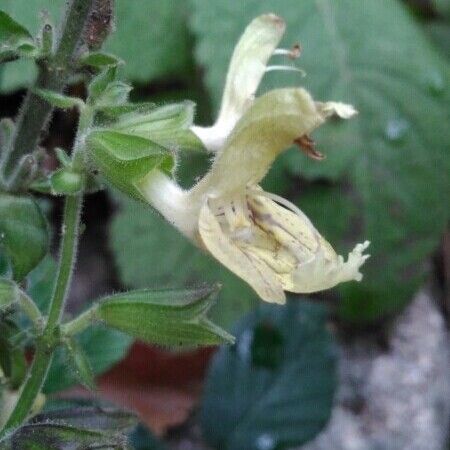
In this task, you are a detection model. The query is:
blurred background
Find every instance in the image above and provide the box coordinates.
[0,0,449,449]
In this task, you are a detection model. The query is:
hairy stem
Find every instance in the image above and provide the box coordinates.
[0,194,82,436]
[62,304,100,337]
[1,0,93,181]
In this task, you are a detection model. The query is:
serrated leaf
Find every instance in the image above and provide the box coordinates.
[97,286,234,346]
[86,130,174,200]
[44,324,132,394]
[110,196,259,328]
[79,51,123,68]
[190,0,450,321]
[0,193,48,281]
[200,300,336,450]
[33,88,84,109]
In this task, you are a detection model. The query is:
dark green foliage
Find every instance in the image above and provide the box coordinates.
[200,300,337,450]
[0,194,48,281]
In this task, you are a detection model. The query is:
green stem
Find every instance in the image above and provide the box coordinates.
[0,194,82,437]
[1,0,94,182]
[62,304,100,337]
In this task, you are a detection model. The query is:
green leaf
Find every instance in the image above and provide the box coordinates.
[44,324,132,394]
[200,300,336,450]
[0,10,32,47]
[50,168,85,195]
[79,51,123,68]
[94,102,157,126]
[87,66,118,102]
[109,101,205,152]
[33,88,84,109]
[190,0,450,321]
[0,0,60,92]
[97,286,234,346]
[63,337,95,390]
[0,407,136,450]
[0,320,27,389]
[95,81,132,107]
[0,278,19,312]
[26,255,56,314]
[0,118,14,152]
[0,193,48,281]
[110,195,259,328]
[86,130,174,200]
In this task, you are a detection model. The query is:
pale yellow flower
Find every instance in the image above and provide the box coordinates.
[139,88,369,304]
[192,14,295,152]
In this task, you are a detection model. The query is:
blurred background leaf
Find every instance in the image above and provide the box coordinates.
[129,424,168,450]
[200,300,336,450]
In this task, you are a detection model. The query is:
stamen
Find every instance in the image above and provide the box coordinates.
[265,65,306,77]
[294,135,325,160]
[223,202,236,232]
[273,44,301,59]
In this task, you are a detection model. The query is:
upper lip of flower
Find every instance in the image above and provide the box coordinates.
[191,13,305,153]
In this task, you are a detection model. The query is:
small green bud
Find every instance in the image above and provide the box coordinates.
[50,168,85,195]
[86,130,174,200]
[41,22,53,56]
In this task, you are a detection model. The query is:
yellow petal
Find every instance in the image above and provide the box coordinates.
[217,14,286,131]
[317,101,358,119]
[192,14,286,152]
[291,241,371,293]
[193,88,327,199]
[198,200,286,304]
